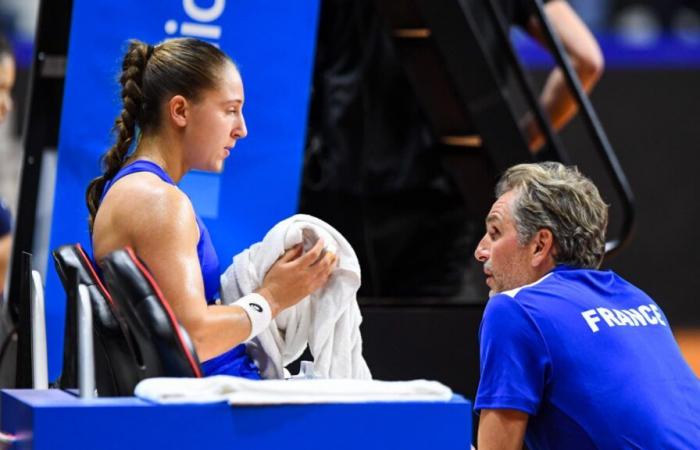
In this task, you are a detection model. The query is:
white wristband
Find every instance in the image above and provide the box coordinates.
[232,293,272,342]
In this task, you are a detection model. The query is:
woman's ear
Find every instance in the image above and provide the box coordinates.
[530,228,555,268]
[167,95,188,128]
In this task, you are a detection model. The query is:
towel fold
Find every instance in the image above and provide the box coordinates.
[135,376,453,405]
[220,214,371,380]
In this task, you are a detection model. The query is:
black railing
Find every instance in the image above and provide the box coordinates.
[526,0,636,255]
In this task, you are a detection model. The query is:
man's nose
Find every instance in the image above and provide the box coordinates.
[474,236,489,262]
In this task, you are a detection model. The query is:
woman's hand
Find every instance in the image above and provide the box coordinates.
[256,239,337,316]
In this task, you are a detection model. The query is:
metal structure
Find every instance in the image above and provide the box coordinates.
[6,0,72,321]
[77,284,95,399]
[30,270,48,389]
[373,0,635,253]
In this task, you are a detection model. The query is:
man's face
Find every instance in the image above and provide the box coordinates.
[474,189,537,297]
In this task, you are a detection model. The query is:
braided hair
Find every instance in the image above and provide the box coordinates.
[86,38,232,232]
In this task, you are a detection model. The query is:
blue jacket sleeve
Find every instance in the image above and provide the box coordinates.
[0,198,12,237]
[474,293,552,415]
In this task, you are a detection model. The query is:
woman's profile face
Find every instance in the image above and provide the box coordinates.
[183,62,247,173]
[0,54,15,124]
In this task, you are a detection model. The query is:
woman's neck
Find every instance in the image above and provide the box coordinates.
[129,130,188,183]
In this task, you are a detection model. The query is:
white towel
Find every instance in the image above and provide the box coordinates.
[134,376,453,405]
[220,214,372,380]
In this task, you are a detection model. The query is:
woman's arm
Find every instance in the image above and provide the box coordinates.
[96,177,335,361]
[128,185,248,360]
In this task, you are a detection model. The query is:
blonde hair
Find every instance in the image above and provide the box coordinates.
[496,162,608,268]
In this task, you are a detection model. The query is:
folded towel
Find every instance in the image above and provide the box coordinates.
[220,214,371,380]
[135,376,453,405]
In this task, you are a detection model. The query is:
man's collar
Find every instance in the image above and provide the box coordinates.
[552,264,577,273]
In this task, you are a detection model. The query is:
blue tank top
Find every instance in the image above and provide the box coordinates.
[99,160,220,302]
[98,160,261,379]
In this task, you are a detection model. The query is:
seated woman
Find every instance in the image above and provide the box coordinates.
[87,38,336,378]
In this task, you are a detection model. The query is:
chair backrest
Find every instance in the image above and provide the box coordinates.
[100,247,202,378]
[52,243,144,396]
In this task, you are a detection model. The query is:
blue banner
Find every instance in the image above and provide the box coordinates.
[45,0,320,379]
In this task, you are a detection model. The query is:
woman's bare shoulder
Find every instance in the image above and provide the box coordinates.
[92,172,198,259]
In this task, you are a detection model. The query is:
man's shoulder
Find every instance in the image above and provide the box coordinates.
[486,268,613,316]
[482,290,536,329]
[552,267,648,299]
[482,273,558,324]
[493,267,657,322]
[506,267,638,298]
[500,272,557,299]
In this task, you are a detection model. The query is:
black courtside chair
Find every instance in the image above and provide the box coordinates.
[52,243,144,396]
[100,247,202,379]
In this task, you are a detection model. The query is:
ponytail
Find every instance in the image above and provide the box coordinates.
[86,40,152,233]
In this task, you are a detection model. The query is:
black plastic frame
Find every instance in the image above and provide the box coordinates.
[7,0,73,322]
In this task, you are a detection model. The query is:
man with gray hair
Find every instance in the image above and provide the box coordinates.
[473,162,699,449]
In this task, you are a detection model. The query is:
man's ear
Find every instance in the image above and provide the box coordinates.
[530,228,555,267]
[167,95,189,128]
